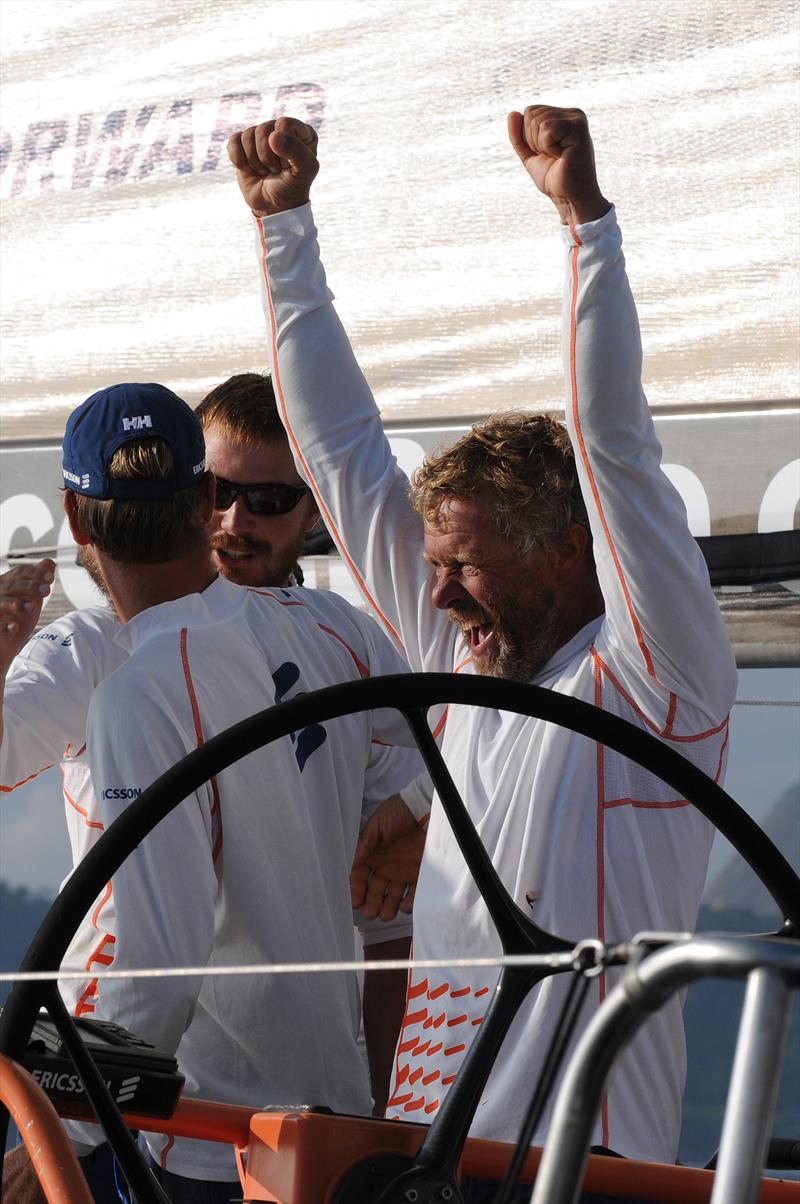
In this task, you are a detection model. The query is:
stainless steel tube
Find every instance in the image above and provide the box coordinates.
[711,967,793,1204]
[529,935,800,1204]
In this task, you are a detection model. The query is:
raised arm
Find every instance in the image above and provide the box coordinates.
[509,106,736,724]
[228,123,454,671]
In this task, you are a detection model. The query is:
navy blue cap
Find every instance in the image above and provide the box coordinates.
[62,383,206,500]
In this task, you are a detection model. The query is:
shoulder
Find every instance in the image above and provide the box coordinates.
[241,584,366,633]
[21,604,118,648]
[15,605,124,678]
[243,585,408,673]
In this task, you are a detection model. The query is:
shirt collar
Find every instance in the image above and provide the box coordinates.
[531,613,604,684]
[113,575,246,654]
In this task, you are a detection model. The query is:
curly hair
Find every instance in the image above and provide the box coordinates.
[410,411,589,558]
[69,438,209,563]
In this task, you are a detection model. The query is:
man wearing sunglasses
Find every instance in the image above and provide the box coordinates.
[0,376,425,1202]
[1,382,425,1203]
[196,372,322,590]
[196,372,431,926]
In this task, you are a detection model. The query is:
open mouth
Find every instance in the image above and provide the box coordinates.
[214,547,255,563]
[467,622,495,659]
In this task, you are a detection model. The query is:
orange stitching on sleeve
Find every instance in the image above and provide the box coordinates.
[180,628,223,861]
[431,707,449,740]
[604,797,691,811]
[592,652,610,1149]
[91,881,113,929]
[663,692,678,738]
[180,628,204,745]
[316,623,370,678]
[568,236,655,680]
[61,769,104,831]
[594,658,606,950]
[256,219,405,650]
[0,763,55,793]
[591,649,730,743]
[714,723,730,783]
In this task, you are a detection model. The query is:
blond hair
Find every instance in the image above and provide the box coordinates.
[69,438,208,563]
[410,412,589,558]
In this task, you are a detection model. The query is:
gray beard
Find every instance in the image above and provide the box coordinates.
[473,597,561,683]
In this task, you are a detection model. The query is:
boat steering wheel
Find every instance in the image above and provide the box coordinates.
[1,673,798,1204]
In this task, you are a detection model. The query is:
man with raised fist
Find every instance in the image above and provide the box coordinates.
[228,104,736,1190]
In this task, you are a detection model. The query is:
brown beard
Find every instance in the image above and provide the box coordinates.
[77,545,112,602]
[209,531,306,588]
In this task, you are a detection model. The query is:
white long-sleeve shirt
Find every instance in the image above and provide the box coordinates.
[76,576,419,1179]
[0,605,128,1013]
[253,202,738,1163]
[2,580,419,1179]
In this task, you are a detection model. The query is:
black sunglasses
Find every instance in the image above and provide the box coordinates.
[213,477,310,517]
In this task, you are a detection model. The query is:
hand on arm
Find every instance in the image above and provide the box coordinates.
[228,117,319,216]
[507,105,610,226]
[351,792,425,921]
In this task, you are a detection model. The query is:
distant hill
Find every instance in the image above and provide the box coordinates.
[703,782,800,921]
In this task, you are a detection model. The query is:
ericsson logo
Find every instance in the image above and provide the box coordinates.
[116,1075,141,1105]
[101,787,143,800]
[63,470,91,489]
[122,414,153,432]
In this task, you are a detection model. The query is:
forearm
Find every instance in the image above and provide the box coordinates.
[254,206,451,668]
[362,936,411,1116]
[564,210,736,713]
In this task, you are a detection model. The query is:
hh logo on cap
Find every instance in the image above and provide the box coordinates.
[122,414,153,431]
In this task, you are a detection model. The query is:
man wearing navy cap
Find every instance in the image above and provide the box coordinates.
[62,382,207,502]
[1,380,421,1201]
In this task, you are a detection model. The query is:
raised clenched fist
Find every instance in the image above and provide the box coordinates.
[228,117,319,216]
[507,105,610,226]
